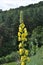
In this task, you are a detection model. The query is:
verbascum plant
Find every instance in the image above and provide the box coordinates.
[18,11,30,65]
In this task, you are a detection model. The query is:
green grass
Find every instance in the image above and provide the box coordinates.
[3,62,17,65]
[27,46,43,65]
[3,46,43,65]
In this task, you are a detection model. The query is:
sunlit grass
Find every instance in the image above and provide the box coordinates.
[3,62,17,65]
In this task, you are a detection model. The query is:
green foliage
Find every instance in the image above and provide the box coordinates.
[3,62,17,65]
[0,52,20,64]
[30,26,43,47]
[3,35,18,52]
[0,1,43,57]
[28,26,43,55]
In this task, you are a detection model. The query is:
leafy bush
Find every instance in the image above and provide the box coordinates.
[0,57,6,64]
[30,26,43,47]
[28,26,43,56]
[0,52,20,64]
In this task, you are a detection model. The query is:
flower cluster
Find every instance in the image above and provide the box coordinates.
[18,23,28,42]
[18,22,30,65]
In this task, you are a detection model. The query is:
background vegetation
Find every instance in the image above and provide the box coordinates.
[0,1,43,65]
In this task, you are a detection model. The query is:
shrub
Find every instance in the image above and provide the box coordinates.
[0,56,6,64]
[0,52,20,64]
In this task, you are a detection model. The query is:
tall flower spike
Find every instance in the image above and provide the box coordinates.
[18,11,30,65]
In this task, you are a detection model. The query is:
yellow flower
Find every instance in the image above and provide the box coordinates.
[19,43,24,48]
[21,37,25,41]
[24,28,28,36]
[20,23,25,29]
[21,37,27,41]
[21,55,27,61]
[19,27,22,32]
[22,33,27,37]
[25,50,29,56]
[19,48,24,55]
[21,62,26,65]
[25,32,28,36]
[27,57,30,62]
[21,33,27,41]
[18,37,21,41]
[24,28,27,32]
[18,32,21,37]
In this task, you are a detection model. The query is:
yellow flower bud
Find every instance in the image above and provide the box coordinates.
[25,50,29,56]
[24,28,28,36]
[24,28,27,32]
[19,27,22,32]
[21,62,26,65]
[19,48,24,55]
[21,55,27,61]
[18,37,21,41]
[18,32,21,37]
[21,33,27,41]
[22,33,26,37]
[21,37,25,41]
[19,43,24,48]
[20,23,25,29]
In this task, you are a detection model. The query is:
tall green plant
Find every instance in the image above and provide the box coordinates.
[18,11,30,65]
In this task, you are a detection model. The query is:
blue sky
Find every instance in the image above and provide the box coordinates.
[0,0,43,11]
